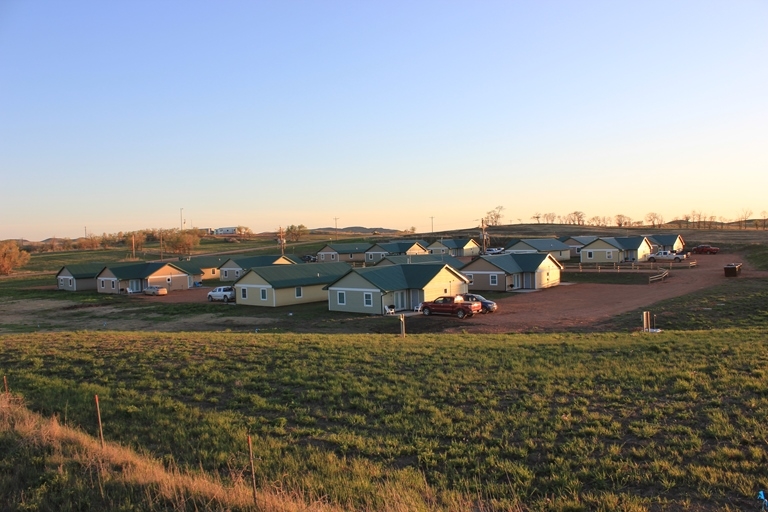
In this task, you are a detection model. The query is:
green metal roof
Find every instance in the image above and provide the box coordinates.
[479,253,559,273]
[334,263,464,292]
[102,262,189,280]
[612,236,649,251]
[227,255,293,269]
[373,241,427,254]
[646,234,683,247]
[239,262,351,288]
[171,260,205,275]
[56,261,143,279]
[322,243,373,254]
[433,239,477,250]
[507,238,571,251]
[378,254,466,269]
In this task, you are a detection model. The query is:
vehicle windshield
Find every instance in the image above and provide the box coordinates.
[470,294,486,301]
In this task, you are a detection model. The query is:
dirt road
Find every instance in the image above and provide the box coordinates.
[449,253,764,333]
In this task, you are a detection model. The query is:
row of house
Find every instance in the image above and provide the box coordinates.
[315,238,482,264]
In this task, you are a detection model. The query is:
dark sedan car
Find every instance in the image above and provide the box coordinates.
[461,293,498,314]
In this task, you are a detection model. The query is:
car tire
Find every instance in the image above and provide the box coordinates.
[422,308,431,316]
[648,257,656,262]
[674,257,681,263]
[223,296,229,303]
[456,309,466,319]
[481,306,488,314]
[207,295,213,302]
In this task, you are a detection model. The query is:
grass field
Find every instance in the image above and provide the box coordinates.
[3,329,768,511]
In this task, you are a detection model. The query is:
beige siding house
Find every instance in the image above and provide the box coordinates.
[504,239,572,261]
[461,253,563,291]
[316,243,373,264]
[218,255,295,282]
[428,239,481,257]
[558,236,598,258]
[364,241,429,264]
[56,263,107,291]
[375,254,465,269]
[95,262,191,294]
[327,263,469,314]
[646,234,685,252]
[579,237,653,263]
[233,262,351,308]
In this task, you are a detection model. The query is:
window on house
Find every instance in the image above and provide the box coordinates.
[587,251,593,259]
[466,274,474,284]
[111,281,115,289]
[241,287,247,299]
[235,270,240,277]
[338,291,346,305]
[100,280,105,288]
[606,252,613,259]
[364,292,372,307]
[223,270,229,278]
[212,269,216,275]
[349,254,354,259]
[490,274,498,286]
[368,253,373,260]
[295,287,303,298]
[320,254,325,261]
[331,254,336,260]
[69,279,72,286]
[260,288,267,300]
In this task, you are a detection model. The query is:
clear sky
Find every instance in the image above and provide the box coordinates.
[1,1,766,241]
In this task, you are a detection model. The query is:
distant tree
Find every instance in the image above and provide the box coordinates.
[236,226,252,238]
[60,237,73,250]
[614,214,630,228]
[645,212,664,228]
[167,232,200,255]
[531,213,541,224]
[285,224,308,242]
[408,226,417,234]
[78,234,101,250]
[484,206,505,226]
[0,241,31,275]
[738,209,753,230]
[124,231,146,251]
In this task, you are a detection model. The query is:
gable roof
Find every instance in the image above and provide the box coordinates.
[329,263,466,292]
[611,236,650,251]
[100,262,189,280]
[558,235,598,245]
[377,254,466,269]
[237,262,351,289]
[474,253,563,273]
[372,241,428,254]
[506,238,571,252]
[645,234,683,247]
[223,255,294,269]
[171,260,205,275]
[319,243,373,254]
[56,262,131,279]
[431,238,478,250]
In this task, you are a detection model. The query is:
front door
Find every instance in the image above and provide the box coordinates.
[394,291,407,311]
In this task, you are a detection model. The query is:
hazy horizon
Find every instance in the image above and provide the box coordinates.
[2,1,766,241]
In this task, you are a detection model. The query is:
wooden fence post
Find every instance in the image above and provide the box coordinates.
[248,434,258,504]
[3,375,8,397]
[95,395,105,449]
[400,314,406,338]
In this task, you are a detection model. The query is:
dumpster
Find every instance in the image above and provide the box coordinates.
[724,263,742,277]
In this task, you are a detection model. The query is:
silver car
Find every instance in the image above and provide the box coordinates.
[207,286,235,303]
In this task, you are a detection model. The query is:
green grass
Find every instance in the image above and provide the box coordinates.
[21,248,161,273]
[2,330,768,510]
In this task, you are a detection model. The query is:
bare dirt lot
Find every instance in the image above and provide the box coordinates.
[1,253,764,334]
[410,253,767,334]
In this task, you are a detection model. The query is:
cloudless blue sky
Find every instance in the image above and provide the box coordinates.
[1,1,766,240]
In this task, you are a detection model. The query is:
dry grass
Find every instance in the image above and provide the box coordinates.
[1,392,501,512]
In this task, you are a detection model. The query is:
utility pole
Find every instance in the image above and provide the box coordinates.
[334,217,339,241]
[180,208,183,231]
[278,226,285,256]
[430,217,434,233]
[481,218,487,254]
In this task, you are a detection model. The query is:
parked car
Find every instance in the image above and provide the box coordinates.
[301,255,317,262]
[419,295,482,319]
[647,251,686,263]
[207,286,235,302]
[692,244,720,254]
[461,293,498,314]
[144,285,168,296]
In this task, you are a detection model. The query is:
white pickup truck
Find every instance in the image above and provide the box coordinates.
[647,251,687,263]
